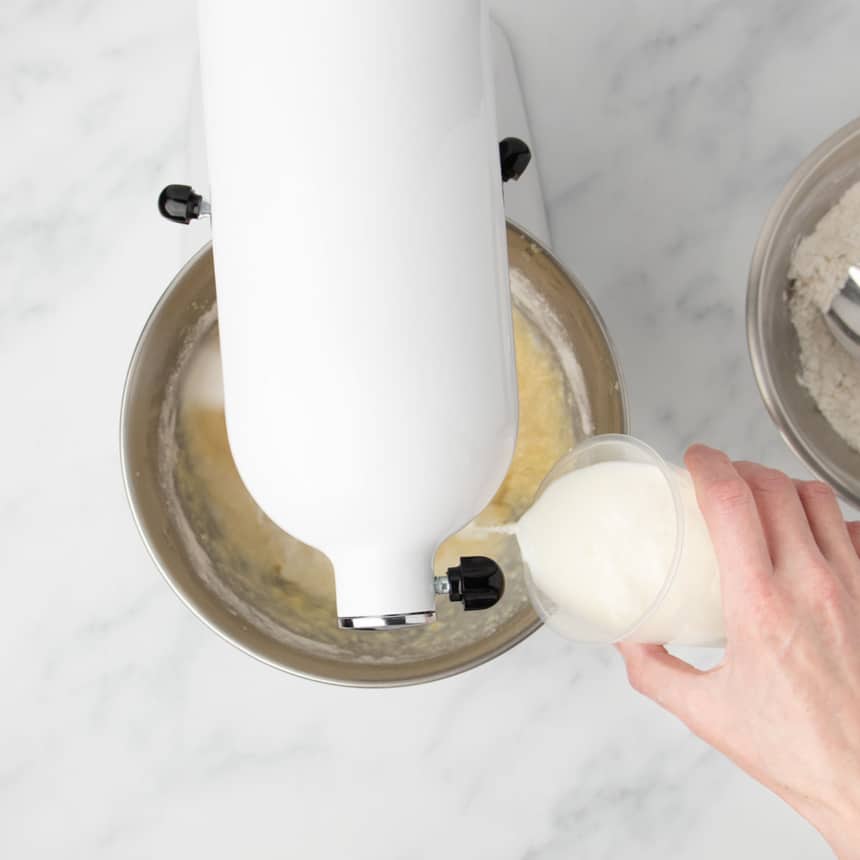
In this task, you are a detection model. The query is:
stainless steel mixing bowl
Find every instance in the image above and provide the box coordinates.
[748,118,860,507]
[121,222,628,686]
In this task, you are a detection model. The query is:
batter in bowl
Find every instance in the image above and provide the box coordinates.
[177,271,581,621]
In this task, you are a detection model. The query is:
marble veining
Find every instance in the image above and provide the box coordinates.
[1,0,853,856]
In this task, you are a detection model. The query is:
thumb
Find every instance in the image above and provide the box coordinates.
[617,643,707,725]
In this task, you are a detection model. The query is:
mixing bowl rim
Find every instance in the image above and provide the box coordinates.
[747,116,860,507]
[120,219,629,686]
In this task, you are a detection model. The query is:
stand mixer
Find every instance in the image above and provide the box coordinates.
[157,0,532,630]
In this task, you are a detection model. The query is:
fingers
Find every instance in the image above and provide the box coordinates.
[617,643,708,728]
[685,446,773,608]
[734,462,819,569]
[795,481,858,573]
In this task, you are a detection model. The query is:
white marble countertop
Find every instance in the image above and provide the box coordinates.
[3,0,857,856]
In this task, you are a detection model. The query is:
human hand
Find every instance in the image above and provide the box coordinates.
[617,445,860,859]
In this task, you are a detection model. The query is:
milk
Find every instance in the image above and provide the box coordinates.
[517,459,724,645]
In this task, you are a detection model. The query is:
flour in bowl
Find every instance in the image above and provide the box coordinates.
[789,180,860,451]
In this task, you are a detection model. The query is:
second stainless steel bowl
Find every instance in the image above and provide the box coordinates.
[748,117,860,507]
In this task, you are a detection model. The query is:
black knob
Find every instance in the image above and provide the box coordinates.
[446,556,505,611]
[158,184,205,224]
[499,137,532,183]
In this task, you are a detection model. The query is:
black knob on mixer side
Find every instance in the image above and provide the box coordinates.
[446,557,505,611]
[499,137,532,183]
[158,184,207,224]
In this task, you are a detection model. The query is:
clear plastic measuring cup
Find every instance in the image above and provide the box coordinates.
[521,435,725,646]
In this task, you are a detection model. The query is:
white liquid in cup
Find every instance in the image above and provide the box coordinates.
[517,436,725,646]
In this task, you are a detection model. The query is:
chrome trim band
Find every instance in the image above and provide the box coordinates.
[338,611,437,630]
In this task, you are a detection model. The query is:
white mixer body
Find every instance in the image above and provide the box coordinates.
[198,0,518,624]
